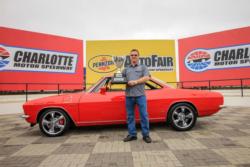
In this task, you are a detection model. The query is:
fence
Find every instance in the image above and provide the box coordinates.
[168,78,250,97]
[0,83,85,102]
[0,78,250,102]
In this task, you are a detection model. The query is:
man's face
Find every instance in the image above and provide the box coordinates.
[130,51,139,64]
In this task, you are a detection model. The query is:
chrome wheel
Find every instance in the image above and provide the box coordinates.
[169,103,197,131]
[39,109,69,136]
[172,106,194,129]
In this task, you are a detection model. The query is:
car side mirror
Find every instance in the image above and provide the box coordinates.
[100,87,107,94]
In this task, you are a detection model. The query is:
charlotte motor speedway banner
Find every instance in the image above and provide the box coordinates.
[185,44,250,72]
[0,27,83,91]
[0,44,78,73]
[86,40,176,87]
[179,26,250,87]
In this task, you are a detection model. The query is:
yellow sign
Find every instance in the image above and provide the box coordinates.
[88,55,117,73]
[86,40,176,87]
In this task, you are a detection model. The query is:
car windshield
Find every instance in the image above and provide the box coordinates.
[87,76,169,93]
[151,77,174,88]
[86,77,108,93]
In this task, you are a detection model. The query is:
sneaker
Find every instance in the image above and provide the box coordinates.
[123,135,137,142]
[143,136,152,143]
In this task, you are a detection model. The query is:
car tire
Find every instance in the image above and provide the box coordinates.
[168,103,197,131]
[38,109,70,137]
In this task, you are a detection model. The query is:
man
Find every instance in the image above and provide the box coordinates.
[122,49,152,143]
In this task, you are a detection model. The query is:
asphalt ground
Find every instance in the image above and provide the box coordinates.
[0,90,249,167]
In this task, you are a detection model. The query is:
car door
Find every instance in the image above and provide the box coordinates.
[78,90,126,125]
[145,82,170,121]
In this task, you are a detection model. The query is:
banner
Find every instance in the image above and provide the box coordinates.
[86,40,176,87]
[0,44,78,73]
[185,44,250,72]
[0,27,83,91]
[179,26,250,87]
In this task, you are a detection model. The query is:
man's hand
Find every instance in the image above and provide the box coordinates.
[128,80,138,86]
[128,76,150,87]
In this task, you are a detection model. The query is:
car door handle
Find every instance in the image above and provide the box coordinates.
[112,96,125,101]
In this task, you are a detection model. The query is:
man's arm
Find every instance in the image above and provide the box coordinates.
[137,76,150,84]
[128,65,150,86]
[128,76,150,86]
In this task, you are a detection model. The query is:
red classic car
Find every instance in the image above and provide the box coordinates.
[22,76,224,137]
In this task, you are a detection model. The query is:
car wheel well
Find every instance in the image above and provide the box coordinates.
[37,108,75,127]
[166,102,198,123]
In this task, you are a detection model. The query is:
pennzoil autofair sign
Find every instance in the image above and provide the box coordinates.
[0,44,78,73]
[125,55,174,71]
[86,40,176,87]
[185,44,250,72]
[88,54,174,73]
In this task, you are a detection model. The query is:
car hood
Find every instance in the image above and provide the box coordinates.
[24,93,84,106]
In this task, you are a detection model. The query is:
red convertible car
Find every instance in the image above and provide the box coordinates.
[22,76,224,137]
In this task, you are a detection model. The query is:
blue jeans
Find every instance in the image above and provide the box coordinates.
[125,95,149,137]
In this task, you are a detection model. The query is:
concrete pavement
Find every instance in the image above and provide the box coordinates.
[0,107,250,167]
[0,89,250,166]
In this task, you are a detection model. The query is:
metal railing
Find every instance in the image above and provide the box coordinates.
[168,78,250,97]
[0,83,85,101]
[0,78,250,102]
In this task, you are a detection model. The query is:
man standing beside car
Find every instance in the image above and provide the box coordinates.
[122,49,152,143]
